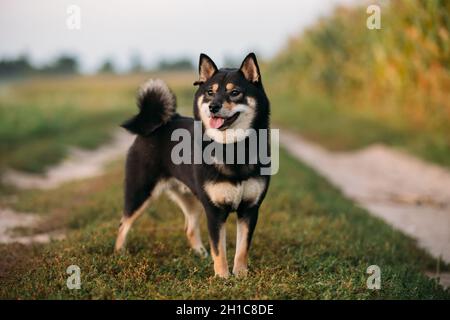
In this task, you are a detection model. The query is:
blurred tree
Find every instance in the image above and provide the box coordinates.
[42,55,79,75]
[0,54,34,78]
[129,53,144,73]
[98,58,116,74]
[0,54,79,78]
[223,55,240,68]
[268,0,450,140]
[157,57,194,71]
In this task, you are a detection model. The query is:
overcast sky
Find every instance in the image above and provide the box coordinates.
[0,0,357,72]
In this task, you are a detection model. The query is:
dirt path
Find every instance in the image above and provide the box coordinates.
[0,208,65,244]
[2,128,449,286]
[2,130,134,190]
[280,130,450,265]
[0,130,133,244]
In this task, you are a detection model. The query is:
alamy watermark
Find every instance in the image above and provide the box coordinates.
[66,265,81,289]
[170,121,279,175]
[366,265,381,290]
[366,4,381,30]
[66,5,81,30]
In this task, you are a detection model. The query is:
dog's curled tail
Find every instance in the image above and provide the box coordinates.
[121,79,177,135]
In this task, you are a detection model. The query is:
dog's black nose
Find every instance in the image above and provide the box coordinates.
[209,103,221,114]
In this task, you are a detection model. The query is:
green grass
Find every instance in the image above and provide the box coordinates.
[0,71,448,299]
[0,150,448,299]
[0,72,196,173]
[264,0,450,167]
[266,90,450,167]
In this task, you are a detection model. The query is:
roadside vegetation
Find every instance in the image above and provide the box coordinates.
[0,72,195,173]
[265,0,450,166]
[0,71,448,299]
[1,0,449,299]
[0,149,448,299]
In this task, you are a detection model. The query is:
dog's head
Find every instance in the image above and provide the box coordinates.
[193,53,269,143]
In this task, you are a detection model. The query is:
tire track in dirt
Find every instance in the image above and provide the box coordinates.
[2,130,134,189]
[0,130,134,244]
[280,130,450,263]
[280,130,450,287]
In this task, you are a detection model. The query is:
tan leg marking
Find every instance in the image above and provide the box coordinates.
[114,199,150,252]
[114,179,173,252]
[233,219,249,276]
[166,187,208,257]
[210,225,229,278]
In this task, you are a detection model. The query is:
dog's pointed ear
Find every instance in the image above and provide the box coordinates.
[194,53,218,86]
[240,53,260,83]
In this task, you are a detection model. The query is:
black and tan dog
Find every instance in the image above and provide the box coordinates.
[115,53,271,277]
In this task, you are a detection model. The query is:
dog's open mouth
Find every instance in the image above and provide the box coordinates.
[209,112,240,130]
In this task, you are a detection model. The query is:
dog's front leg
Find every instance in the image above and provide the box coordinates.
[233,206,259,277]
[205,205,230,278]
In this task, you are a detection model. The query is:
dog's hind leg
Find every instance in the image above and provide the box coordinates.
[115,142,161,252]
[166,187,208,257]
[115,177,162,251]
[115,198,151,252]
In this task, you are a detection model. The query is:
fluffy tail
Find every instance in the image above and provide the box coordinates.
[121,79,177,135]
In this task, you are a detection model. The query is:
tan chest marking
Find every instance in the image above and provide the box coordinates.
[204,178,266,209]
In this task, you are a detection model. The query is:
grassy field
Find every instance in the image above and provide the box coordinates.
[0,149,448,299]
[265,0,450,167]
[0,72,196,173]
[0,72,448,299]
[265,91,450,166]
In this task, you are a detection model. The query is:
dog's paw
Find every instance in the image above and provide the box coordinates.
[192,245,209,258]
[232,266,248,277]
[114,246,127,255]
[214,271,230,279]
[114,243,125,253]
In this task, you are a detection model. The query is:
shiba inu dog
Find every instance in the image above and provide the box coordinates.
[115,53,271,278]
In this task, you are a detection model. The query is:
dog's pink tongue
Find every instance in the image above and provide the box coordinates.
[209,117,224,129]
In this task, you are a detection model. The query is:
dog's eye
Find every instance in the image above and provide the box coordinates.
[230,89,241,97]
[207,89,214,96]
